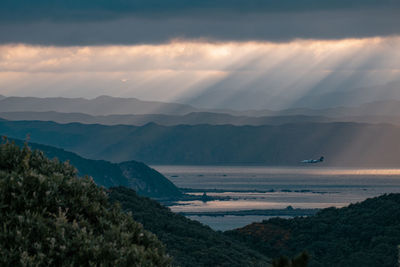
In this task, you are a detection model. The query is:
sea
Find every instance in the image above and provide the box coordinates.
[151,165,400,231]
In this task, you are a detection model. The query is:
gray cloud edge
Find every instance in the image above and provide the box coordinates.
[1,8,399,45]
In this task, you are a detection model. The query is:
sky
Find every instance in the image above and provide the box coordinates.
[1,0,400,110]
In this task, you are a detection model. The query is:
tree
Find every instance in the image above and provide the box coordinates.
[272,252,310,267]
[0,139,171,266]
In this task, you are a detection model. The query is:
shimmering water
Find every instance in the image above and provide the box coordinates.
[152,165,400,230]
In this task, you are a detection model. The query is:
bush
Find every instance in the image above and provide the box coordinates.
[0,139,171,266]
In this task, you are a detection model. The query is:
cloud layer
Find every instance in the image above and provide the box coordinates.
[1,0,400,44]
[1,37,400,109]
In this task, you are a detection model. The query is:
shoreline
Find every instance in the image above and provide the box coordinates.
[178,208,319,217]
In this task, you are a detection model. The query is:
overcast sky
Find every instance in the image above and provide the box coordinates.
[1,0,399,110]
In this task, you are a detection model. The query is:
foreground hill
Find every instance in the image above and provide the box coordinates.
[108,186,270,267]
[9,138,181,198]
[1,141,270,266]
[2,120,400,166]
[0,141,170,266]
[226,193,400,267]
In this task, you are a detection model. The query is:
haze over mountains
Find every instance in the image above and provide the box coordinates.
[2,120,400,167]
[289,80,400,109]
[0,111,334,126]
[0,95,199,116]
[183,79,400,111]
[2,95,400,126]
[2,95,400,167]
[3,111,400,127]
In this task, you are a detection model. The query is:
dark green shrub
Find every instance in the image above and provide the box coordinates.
[0,139,171,266]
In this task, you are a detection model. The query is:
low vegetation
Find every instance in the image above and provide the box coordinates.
[0,140,170,266]
[108,186,270,267]
[11,138,182,198]
[226,193,400,267]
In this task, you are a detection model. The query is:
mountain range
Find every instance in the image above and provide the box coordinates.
[0,95,199,116]
[2,95,400,119]
[2,111,400,126]
[2,95,400,167]
[2,119,400,166]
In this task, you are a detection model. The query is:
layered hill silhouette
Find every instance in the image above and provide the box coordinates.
[1,120,400,166]
[2,95,400,119]
[0,95,200,115]
[0,111,332,126]
[8,138,181,198]
[3,111,400,126]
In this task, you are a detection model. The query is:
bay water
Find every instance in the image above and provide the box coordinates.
[152,165,400,230]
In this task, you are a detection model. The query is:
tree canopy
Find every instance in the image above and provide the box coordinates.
[0,139,171,266]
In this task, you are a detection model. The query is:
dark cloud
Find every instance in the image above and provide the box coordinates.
[2,0,399,21]
[0,0,399,44]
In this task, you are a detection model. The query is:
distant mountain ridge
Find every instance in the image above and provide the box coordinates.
[0,95,200,115]
[2,119,400,166]
[2,111,400,126]
[8,137,181,198]
[2,95,400,118]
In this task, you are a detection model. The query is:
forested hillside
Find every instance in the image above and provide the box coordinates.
[226,193,400,267]
[108,186,270,267]
[9,138,182,198]
[0,141,271,266]
[0,141,170,266]
[1,120,400,166]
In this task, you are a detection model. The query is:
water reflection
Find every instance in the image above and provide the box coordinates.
[153,165,400,212]
[171,199,348,212]
[152,165,400,230]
